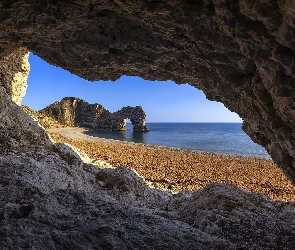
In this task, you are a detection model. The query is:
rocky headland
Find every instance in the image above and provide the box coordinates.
[1,1,295,249]
[41,97,149,131]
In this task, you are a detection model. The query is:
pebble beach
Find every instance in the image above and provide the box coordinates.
[48,127,295,201]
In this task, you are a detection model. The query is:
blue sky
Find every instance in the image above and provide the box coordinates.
[22,53,242,122]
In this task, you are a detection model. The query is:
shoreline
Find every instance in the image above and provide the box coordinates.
[48,127,295,201]
[51,127,269,161]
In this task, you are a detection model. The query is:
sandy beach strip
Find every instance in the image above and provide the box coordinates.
[48,127,295,201]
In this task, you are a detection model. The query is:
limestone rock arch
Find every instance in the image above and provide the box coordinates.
[104,106,150,132]
[0,1,295,183]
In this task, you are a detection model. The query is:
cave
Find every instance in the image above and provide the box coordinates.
[1,1,295,248]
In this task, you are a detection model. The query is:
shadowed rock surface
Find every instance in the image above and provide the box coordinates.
[1,117,295,249]
[1,1,295,248]
[42,97,149,131]
[1,94,295,248]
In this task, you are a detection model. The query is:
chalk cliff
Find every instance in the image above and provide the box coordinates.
[1,1,295,248]
[42,97,149,131]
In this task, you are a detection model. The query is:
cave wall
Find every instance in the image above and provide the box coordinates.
[1,3,295,248]
[0,47,51,150]
[0,47,29,105]
[0,48,295,250]
[1,1,295,182]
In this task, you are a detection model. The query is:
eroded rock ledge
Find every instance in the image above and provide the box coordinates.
[41,97,149,131]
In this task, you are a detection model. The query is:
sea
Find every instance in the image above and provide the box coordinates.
[84,123,270,159]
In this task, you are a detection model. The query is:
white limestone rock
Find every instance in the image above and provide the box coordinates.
[0,47,29,106]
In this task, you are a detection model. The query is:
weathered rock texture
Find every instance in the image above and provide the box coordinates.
[95,105,149,131]
[0,49,294,249]
[1,122,295,249]
[0,47,29,105]
[42,97,149,131]
[0,90,51,151]
[0,1,294,182]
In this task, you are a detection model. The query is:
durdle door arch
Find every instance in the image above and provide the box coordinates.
[109,106,149,132]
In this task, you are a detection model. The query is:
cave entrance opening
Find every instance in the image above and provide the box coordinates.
[21,53,269,158]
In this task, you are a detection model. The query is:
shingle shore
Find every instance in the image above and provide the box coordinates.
[48,127,295,201]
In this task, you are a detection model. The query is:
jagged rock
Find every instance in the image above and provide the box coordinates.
[0,186,231,249]
[96,105,150,131]
[0,86,52,151]
[171,184,295,249]
[0,65,294,247]
[96,166,172,208]
[42,97,149,131]
[0,123,295,248]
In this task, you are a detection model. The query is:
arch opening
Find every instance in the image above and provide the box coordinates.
[21,54,270,158]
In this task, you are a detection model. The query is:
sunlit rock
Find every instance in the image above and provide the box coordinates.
[0,47,29,106]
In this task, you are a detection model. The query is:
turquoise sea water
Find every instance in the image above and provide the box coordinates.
[84,123,270,159]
